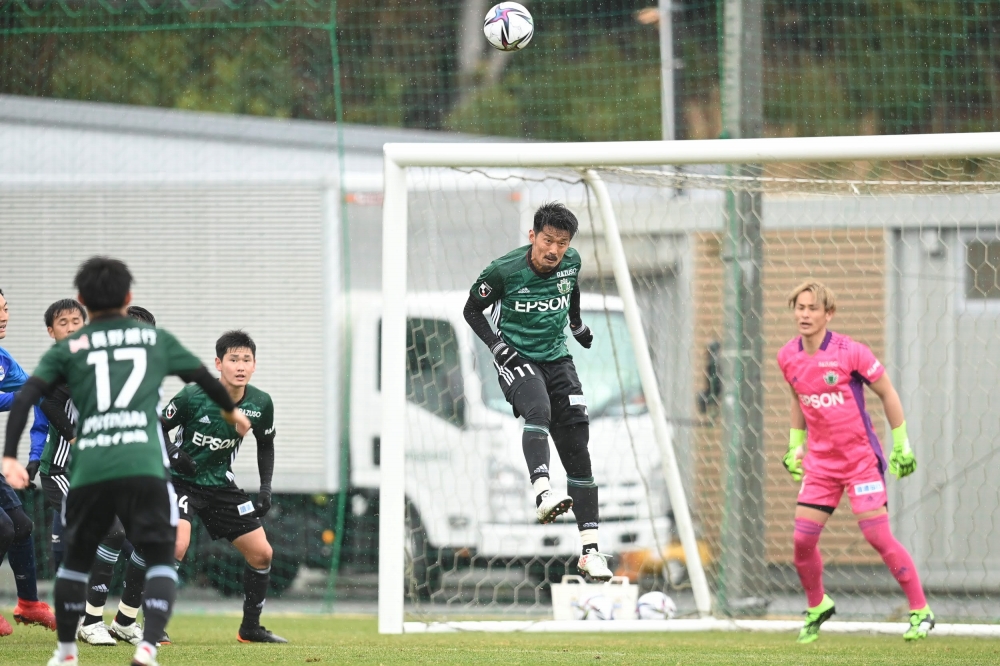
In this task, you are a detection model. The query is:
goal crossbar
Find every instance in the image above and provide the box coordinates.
[379,132,1000,635]
[384,131,1000,168]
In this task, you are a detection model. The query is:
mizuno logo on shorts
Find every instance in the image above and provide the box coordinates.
[854,481,884,495]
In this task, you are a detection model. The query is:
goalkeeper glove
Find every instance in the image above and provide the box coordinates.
[783,429,806,481]
[490,341,524,369]
[889,421,917,479]
[255,487,272,518]
[571,323,593,349]
[169,448,198,477]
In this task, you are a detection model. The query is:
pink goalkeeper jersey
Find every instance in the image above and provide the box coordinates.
[777,330,887,480]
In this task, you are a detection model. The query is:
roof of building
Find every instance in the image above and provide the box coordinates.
[0,94,495,155]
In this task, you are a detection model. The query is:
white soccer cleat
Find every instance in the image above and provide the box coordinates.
[131,644,159,666]
[578,551,613,582]
[77,619,118,646]
[536,490,573,524]
[109,619,144,646]
[46,650,78,666]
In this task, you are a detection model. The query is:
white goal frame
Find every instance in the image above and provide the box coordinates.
[379,131,1000,635]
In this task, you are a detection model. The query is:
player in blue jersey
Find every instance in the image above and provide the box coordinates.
[0,288,57,636]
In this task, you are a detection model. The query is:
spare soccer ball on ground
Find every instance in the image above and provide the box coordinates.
[636,591,677,620]
[573,592,614,621]
[483,2,534,52]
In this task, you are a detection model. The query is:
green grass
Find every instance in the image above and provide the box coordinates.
[4,615,1000,665]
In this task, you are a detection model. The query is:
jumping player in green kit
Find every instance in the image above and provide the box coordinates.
[160,330,286,644]
[464,202,613,581]
[3,257,249,666]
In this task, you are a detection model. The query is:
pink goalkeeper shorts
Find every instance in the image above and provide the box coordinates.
[798,467,887,515]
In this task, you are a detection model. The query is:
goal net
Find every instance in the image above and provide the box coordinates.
[379,134,1000,632]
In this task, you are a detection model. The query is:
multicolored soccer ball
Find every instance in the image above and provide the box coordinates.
[572,592,614,621]
[636,591,677,620]
[483,2,534,52]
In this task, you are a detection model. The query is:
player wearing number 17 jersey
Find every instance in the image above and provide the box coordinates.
[777,281,933,644]
[464,202,612,582]
[3,257,249,666]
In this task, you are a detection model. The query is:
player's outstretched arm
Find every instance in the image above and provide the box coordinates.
[3,376,54,488]
[783,384,806,481]
[869,374,915,478]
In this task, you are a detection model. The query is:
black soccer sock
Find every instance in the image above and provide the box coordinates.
[567,476,599,530]
[115,551,147,626]
[51,510,65,571]
[5,508,39,601]
[8,535,40,602]
[54,569,89,643]
[83,544,119,625]
[241,564,271,629]
[141,565,177,646]
[522,425,551,483]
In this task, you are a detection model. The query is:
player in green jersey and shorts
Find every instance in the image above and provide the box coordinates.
[3,257,249,666]
[463,202,612,582]
[160,330,286,644]
[37,301,169,647]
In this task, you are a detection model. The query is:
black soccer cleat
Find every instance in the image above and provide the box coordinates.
[237,624,288,644]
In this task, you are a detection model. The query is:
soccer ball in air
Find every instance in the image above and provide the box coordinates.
[637,591,677,620]
[483,2,534,52]
[573,592,614,621]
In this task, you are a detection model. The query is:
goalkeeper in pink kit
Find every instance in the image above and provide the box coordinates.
[777,281,933,643]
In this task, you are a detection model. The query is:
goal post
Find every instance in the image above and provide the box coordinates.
[582,169,712,618]
[379,132,1000,634]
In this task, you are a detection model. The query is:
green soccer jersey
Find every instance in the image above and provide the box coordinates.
[470,245,581,362]
[161,383,274,488]
[39,423,69,477]
[31,317,203,488]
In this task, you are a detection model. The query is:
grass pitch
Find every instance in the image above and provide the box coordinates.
[4,615,1000,665]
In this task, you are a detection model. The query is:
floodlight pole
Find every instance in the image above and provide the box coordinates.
[658,0,675,142]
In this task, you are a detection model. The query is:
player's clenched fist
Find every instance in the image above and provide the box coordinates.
[1,456,30,489]
[223,409,252,437]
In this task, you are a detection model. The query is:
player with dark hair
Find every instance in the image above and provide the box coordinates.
[0,288,58,636]
[37,299,86,572]
[126,307,155,327]
[463,202,612,581]
[161,329,285,644]
[3,256,250,666]
[778,280,933,643]
[36,298,156,646]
